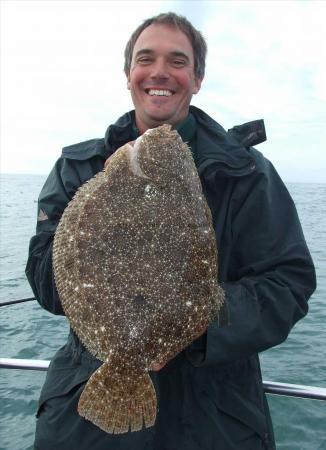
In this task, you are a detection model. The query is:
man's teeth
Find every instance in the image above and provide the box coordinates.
[148,89,172,97]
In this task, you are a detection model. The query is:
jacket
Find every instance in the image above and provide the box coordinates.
[26,106,316,450]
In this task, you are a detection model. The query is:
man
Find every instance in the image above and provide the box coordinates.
[26,12,316,450]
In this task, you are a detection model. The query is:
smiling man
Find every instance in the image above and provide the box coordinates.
[126,22,201,133]
[26,12,315,450]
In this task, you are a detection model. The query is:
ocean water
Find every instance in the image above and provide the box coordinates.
[0,173,325,450]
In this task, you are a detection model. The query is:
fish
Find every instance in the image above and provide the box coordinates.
[53,124,225,434]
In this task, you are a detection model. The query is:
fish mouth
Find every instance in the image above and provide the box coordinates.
[144,88,175,97]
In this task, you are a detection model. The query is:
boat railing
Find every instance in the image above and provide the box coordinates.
[2,297,326,401]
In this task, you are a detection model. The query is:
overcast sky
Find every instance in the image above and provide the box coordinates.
[1,0,325,182]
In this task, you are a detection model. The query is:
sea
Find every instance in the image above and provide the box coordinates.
[0,173,325,450]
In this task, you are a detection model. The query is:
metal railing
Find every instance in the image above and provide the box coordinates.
[1,357,326,401]
[0,297,35,307]
[262,380,326,401]
[1,297,326,401]
[0,358,49,372]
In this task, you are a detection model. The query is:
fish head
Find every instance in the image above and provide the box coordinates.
[126,124,193,182]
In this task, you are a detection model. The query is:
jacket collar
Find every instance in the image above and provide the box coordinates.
[104,106,266,179]
[189,105,264,179]
[104,110,136,156]
[104,110,197,155]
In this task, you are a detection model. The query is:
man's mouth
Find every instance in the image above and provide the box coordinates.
[145,89,174,97]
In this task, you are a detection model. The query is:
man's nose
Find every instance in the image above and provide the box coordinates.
[150,59,169,79]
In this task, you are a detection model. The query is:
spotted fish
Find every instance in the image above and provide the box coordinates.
[53,124,225,434]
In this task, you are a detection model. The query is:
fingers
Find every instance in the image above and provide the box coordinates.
[150,362,166,371]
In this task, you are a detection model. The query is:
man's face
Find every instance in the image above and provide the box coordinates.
[126,23,202,134]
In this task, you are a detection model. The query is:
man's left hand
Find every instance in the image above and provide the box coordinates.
[150,325,208,372]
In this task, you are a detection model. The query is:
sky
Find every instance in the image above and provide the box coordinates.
[1,0,325,182]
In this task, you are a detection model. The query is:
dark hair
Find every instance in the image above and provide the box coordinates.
[124,12,207,80]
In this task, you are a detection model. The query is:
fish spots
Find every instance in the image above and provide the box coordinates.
[53,124,225,434]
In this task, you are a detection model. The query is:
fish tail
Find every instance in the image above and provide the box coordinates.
[78,362,157,434]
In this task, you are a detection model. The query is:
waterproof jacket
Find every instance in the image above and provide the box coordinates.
[26,106,316,450]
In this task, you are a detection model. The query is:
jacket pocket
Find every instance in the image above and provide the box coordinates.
[36,379,85,418]
[202,370,271,448]
[35,376,156,450]
[34,381,89,450]
[36,345,101,417]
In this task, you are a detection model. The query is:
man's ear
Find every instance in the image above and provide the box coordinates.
[125,70,131,90]
[193,77,202,95]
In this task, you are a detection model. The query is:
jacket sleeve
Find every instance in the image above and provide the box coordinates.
[187,156,316,367]
[25,157,83,315]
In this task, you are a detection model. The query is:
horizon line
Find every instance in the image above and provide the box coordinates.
[0,171,325,185]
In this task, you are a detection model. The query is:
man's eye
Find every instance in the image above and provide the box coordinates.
[138,57,152,64]
[172,60,186,67]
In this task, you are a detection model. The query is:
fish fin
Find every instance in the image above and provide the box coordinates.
[78,362,157,434]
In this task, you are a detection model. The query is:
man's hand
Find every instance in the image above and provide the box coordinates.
[151,361,167,371]
[150,324,208,372]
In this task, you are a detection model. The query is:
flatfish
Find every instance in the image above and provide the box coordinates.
[53,124,225,434]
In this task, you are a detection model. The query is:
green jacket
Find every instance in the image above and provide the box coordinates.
[26,106,316,450]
